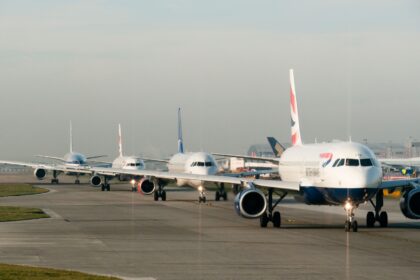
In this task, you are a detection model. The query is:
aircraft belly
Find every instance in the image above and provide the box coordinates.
[300,187,377,205]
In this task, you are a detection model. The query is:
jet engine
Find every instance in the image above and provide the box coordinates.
[234,188,267,219]
[138,178,155,195]
[400,188,420,219]
[90,175,102,187]
[34,168,47,180]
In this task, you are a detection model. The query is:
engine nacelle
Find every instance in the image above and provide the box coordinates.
[90,175,102,187]
[138,178,155,195]
[34,168,47,180]
[234,188,267,219]
[400,188,420,219]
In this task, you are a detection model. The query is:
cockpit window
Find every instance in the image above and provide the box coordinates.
[345,159,359,166]
[205,162,213,167]
[360,159,373,167]
[197,162,205,167]
[337,159,345,167]
[332,159,340,167]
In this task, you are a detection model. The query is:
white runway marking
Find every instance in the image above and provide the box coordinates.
[42,208,62,219]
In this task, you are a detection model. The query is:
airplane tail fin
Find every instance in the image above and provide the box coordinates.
[177,108,184,153]
[69,120,73,153]
[267,137,285,157]
[289,69,302,146]
[118,124,123,157]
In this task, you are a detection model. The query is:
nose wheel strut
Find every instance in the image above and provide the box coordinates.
[344,200,358,232]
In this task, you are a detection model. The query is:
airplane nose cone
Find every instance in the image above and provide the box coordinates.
[356,168,382,188]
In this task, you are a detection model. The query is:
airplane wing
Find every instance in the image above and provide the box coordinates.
[86,155,108,160]
[0,160,44,169]
[379,178,420,189]
[0,160,93,174]
[140,157,169,163]
[35,155,66,162]
[90,167,299,191]
[212,153,280,164]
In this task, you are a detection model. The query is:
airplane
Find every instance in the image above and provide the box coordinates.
[92,108,227,202]
[88,69,420,232]
[267,136,286,158]
[89,124,146,191]
[380,157,420,176]
[268,136,420,177]
[0,121,105,184]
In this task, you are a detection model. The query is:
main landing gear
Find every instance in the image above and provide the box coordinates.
[51,171,59,184]
[101,177,111,192]
[154,183,166,201]
[215,183,227,201]
[344,200,358,232]
[260,189,287,228]
[75,175,80,185]
[366,190,388,228]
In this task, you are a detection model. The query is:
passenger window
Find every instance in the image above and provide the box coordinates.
[337,159,344,167]
[360,159,373,167]
[346,159,359,166]
[332,159,340,167]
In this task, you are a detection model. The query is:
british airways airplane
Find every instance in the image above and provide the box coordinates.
[91,70,420,232]
[95,109,223,202]
[89,124,145,191]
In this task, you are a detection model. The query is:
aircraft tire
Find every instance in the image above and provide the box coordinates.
[222,192,227,201]
[154,191,159,201]
[379,212,388,227]
[344,221,351,232]
[273,211,281,228]
[366,211,375,227]
[161,191,166,201]
[351,221,358,232]
[260,213,268,228]
[215,191,220,201]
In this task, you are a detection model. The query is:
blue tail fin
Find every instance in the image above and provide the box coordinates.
[267,137,285,158]
[177,108,184,153]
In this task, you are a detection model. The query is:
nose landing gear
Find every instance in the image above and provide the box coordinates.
[198,186,206,203]
[344,200,358,232]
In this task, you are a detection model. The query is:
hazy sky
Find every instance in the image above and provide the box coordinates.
[0,0,419,160]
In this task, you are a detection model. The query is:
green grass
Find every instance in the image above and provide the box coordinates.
[0,206,49,222]
[0,184,49,197]
[0,264,121,280]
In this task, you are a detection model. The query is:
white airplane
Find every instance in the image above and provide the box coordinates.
[89,124,145,191]
[0,122,106,184]
[93,108,229,202]
[90,70,420,232]
[380,157,420,175]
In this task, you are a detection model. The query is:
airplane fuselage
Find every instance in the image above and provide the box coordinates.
[167,152,218,188]
[279,142,383,205]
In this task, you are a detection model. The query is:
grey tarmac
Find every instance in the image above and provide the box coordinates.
[0,177,420,280]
